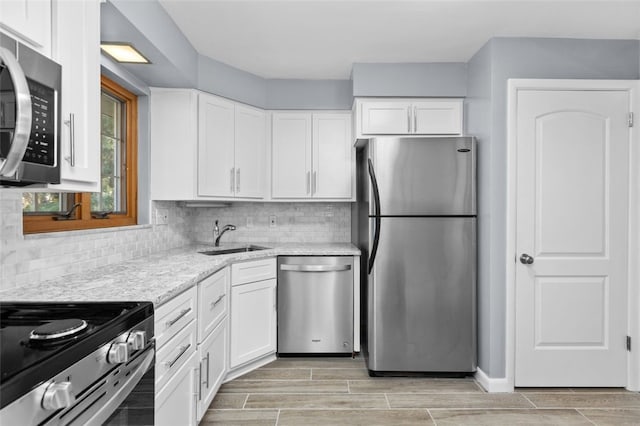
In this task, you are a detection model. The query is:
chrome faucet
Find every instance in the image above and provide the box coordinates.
[213,220,236,246]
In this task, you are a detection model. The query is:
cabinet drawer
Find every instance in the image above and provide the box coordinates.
[156,320,197,392]
[155,287,197,349]
[198,267,229,342]
[231,258,276,286]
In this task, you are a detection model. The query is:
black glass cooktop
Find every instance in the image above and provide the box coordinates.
[0,301,153,409]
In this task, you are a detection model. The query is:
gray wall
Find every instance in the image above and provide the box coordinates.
[266,79,353,110]
[197,55,268,108]
[352,63,467,97]
[465,41,494,377]
[467,37,640,378]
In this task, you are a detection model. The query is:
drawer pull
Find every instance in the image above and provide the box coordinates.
[165,343,191,369]
[165,307,192,329]
[210,294,225,310]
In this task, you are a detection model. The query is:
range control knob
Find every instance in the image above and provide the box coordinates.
[42,381,75,410]
[127,330,147,351]
[107,342,130,364]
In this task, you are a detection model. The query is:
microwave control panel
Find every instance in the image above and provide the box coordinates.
[24,78,55,166]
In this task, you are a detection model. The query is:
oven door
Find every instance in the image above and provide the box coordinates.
[102,350,155,426]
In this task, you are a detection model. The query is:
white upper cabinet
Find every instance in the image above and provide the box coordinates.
[0,0,51,56]
[198,93,235,197]
[234,104,266,198]
[150,89,266,200]
[271,111,352,200]
[313,113,352,199]
[198,93,266,199]
[49,0,100,192]
[271,113,312,198]
[150,88,199,200]
[355,98,463,137]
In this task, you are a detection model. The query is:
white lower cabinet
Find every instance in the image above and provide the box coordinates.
[155,350,198,426]
[197,320,227,420]
[230,262,277,368]
[155,260,276,423]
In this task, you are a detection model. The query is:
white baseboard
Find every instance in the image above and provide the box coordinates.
[474,367,513,393]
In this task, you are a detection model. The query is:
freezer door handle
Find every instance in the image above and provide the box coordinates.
[280,264,352,272]
[368,158,381,274]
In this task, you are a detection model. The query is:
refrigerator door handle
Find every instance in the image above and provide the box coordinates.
[368,158,381,274]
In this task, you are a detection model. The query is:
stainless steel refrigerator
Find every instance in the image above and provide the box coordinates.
[352,136,477,375]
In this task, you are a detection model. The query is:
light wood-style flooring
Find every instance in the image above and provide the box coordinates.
[201,357,640,425]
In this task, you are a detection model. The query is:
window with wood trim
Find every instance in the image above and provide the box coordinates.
[23,76,138,234]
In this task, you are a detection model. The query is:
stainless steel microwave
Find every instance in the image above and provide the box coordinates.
[0,33,61,186]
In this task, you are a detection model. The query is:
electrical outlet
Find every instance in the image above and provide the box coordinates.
[269,215,277,227]
[156,208,168,225]
[246,216,254,228]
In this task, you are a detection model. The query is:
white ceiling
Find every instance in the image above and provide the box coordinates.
[158,0,640,80]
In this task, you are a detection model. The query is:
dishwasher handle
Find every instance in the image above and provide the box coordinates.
[280,264,352,272]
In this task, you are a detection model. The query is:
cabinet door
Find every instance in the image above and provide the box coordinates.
[50,0,100,192]
[198,267,229,342]
[150,89,198,200]
[360,101,411,134]
[234,105,265,198]
[197,319,227,421]
[271,112,311,198]
[198,93,235,197]
[0,0,51,55]
[312,113,352,199]
[412,99,463,135]
[156,351,198,426]
[230,279,277,368]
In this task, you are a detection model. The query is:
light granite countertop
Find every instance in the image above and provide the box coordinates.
[0,243,360,307]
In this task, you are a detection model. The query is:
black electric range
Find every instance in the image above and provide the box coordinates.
[0,301,154,425]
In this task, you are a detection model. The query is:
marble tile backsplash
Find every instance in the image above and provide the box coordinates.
[0,191,352,292]
[188,202,351,245]
[0,193,191,292]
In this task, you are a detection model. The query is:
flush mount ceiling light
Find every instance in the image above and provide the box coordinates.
[100,42,150,64]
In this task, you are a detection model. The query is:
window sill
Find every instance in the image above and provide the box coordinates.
[24,224,152,240]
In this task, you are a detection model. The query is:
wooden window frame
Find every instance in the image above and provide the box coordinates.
[23,75,138,234]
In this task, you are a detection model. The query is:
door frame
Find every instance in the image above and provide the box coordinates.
[506,79,640,392]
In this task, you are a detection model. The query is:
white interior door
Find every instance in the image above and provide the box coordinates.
[515,89,630,386]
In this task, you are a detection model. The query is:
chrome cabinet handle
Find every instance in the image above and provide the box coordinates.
[312,171,317,195]
[205,352,210,388]
[407,107,411,133]
[164,343,191,369]
[210,294,225,310]
[198,360,202,400]
[306,171,311,194]
[520,253,534,264]
[0,47,32,177]
[413,106,417,133]
[236,168,240,193]
[230,168,235,194]
[64,113,76,167]
[280,264,352,272]
[165,307,191,329]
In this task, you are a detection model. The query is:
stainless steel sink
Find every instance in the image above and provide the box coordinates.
[198,245,269,256]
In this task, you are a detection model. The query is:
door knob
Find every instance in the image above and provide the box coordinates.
[520,253,534,264]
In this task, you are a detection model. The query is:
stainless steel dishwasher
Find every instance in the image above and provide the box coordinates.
[278,256,354,354]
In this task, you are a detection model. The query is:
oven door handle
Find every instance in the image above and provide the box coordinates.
[81,346,155,426]
[0,47,32,178]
